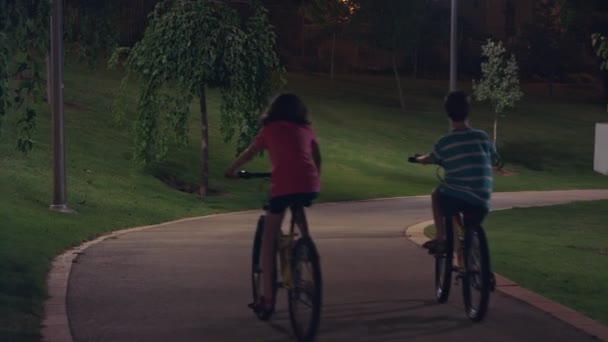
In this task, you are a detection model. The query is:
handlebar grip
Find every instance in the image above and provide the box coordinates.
[237,170,271,179]
[408,154,422,163]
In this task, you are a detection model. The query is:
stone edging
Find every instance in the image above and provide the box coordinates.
[41,211,256,342]
[405,220,608,342]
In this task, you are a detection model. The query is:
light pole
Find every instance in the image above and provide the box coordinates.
[49,0,74,214]
[449,0,458,91]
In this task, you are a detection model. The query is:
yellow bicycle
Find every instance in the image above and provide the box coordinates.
[408,156,495,322]
[239,170,322,342]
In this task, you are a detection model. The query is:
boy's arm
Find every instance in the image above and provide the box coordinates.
[312,140,322,173]
[225,143,261,177]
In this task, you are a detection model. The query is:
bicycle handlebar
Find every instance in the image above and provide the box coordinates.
[407,154,422,163]
[237,170,272,179]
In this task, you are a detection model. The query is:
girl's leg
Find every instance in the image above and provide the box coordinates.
[293,207,310,238]
[261,210,284,307]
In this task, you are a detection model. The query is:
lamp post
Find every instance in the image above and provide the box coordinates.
[449,0,458,91]
[49,0,74,214]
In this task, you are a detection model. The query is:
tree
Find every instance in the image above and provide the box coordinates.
[473,40,523,147]
[64,0,121,66]
[516,0,564,93]
[115,0,282,195]
[592,33,608,104]
[300,0,354,80]
[592,33,608,70]
[350,0,428,111]
[1,1,122,152]
[0,1,50,152]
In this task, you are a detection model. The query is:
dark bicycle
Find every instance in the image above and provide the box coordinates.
[408,156,495,322]
[238,170,322,341]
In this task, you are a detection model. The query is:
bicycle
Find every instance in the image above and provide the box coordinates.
[237,170,323,342]
[408,155,495,322]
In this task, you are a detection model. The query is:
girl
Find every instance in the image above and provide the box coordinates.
[225,93,321,313]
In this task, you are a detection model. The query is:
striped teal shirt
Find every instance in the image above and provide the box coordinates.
[430,128,500,209]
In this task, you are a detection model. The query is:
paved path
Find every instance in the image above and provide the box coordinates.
[67,190,608,341]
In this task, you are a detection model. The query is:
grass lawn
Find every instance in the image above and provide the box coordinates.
[424,200,608,325]
[1,63,607,340]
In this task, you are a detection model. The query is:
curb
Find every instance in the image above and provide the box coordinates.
[41,210,259,342]
[405,220,608,342]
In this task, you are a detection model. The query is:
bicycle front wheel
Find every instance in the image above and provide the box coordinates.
[251,216,277,321]
[435,217,454,303]
[462,226,491,322]
[288,237,322,342]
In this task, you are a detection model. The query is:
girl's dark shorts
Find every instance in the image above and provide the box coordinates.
[268,192,318,214]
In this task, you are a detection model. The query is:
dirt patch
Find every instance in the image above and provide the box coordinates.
[155,174,232,197]
[494,167,518,176]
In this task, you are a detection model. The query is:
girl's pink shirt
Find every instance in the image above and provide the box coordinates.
[253,121,320,197]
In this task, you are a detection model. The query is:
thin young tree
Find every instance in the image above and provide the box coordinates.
[473,40,523,148]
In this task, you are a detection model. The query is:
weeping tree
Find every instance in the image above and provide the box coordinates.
[0,0,50,152]
[1,0,120,152]
[114,0,282,195]
[473,40,523,148]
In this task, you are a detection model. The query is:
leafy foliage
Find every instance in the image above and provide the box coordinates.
[301,0,354,33]
[350,0,427,54]
[516,0,579,81]
[592,33,608,71]
[473,40,523,145]
[118,0,282,163]
[64,0,120,67]
[0,0,50,153]
[1,0,118,153]
[561,0,608,39]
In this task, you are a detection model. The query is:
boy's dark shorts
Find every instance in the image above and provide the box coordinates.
[437,189,488,228]
[268,192,318,214]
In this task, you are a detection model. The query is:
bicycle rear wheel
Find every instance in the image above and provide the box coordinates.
[462,226,491,321]
[435,216,454,303]
[251,216,277,321]
[288,237,322,342]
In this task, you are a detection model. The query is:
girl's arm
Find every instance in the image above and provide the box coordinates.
[225,143,261,178]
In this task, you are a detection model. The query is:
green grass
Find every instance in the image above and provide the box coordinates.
[424,200,608,325]
[1,64,607,340]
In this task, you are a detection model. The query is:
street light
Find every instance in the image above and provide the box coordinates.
[449,0,458,91]
[49,0,75,214]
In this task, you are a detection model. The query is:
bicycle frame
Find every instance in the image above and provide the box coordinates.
[451,214,465,269]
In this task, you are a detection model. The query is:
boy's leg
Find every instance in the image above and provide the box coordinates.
[261,210,284,306]
[431,187,445,240]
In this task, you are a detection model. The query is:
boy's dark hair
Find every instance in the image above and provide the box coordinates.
[444,90,470,122]
[261,93,310,126]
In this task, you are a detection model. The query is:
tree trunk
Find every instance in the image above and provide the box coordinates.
[198,84,209,196]
[493,113,498,147]
[46,53,51,103]
[392,53,406,110]
[330,32,336,80]
[412,47,419,79]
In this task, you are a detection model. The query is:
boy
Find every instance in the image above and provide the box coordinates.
[413,90,501,252]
